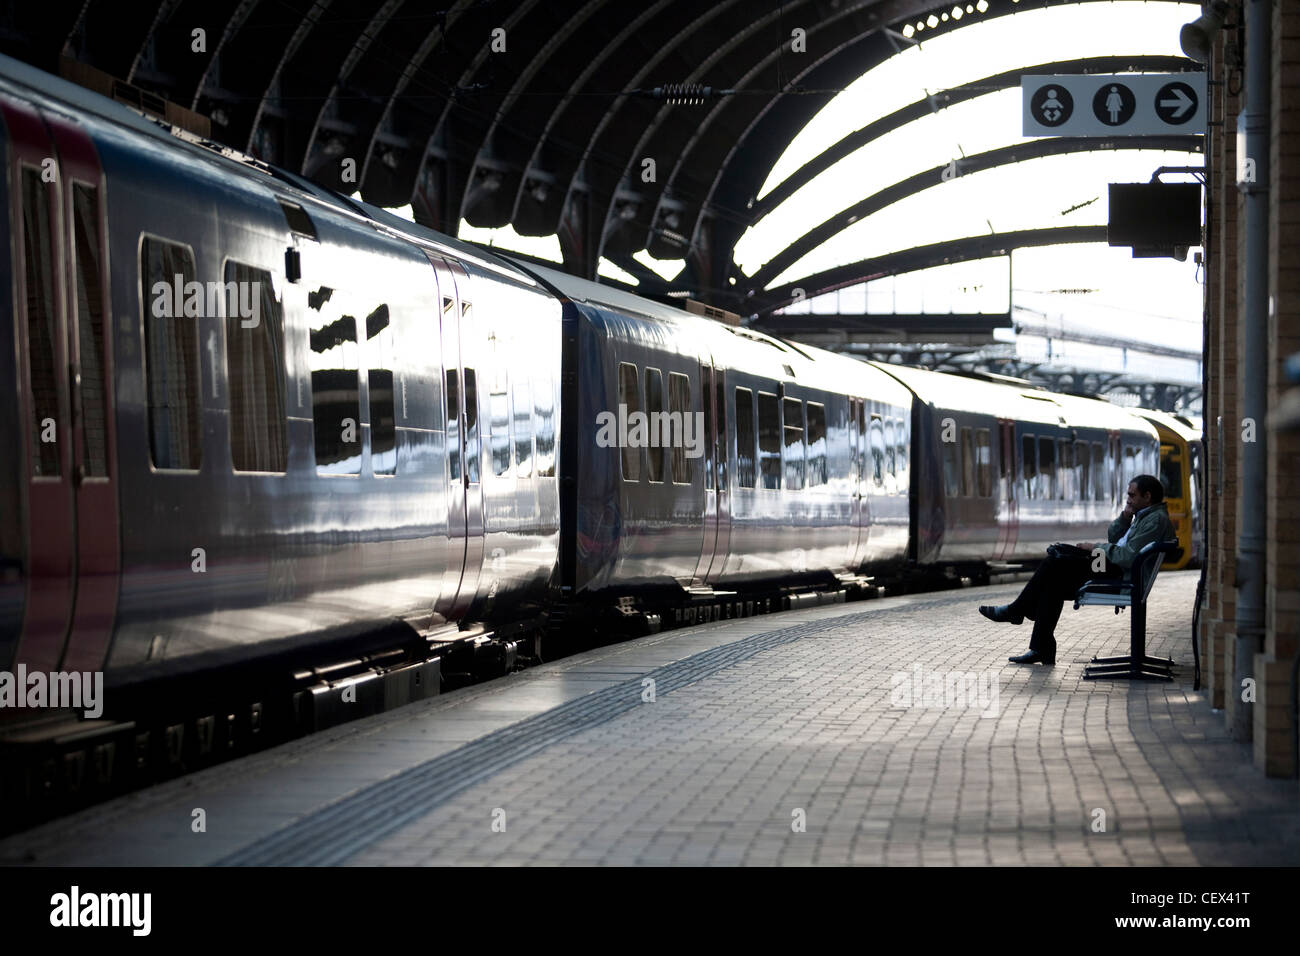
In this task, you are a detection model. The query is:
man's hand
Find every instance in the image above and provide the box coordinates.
[1120,506,1135,521]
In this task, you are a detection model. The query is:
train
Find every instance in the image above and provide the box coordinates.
[0,52,1192,816]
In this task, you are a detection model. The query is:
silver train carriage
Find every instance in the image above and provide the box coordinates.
[515,264,910,599]
[873,363,1160,567]
[0,54,562,693]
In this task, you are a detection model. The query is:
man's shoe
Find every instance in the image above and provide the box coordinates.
[979,604,1024,625]
[1008,650,1055,665]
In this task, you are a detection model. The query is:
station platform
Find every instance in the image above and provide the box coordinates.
[3,569,1298,867]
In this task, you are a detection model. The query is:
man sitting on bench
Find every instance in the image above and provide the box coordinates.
[979,474,1175,666]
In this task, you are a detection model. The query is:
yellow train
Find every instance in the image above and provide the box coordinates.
[1134,410,1204,570]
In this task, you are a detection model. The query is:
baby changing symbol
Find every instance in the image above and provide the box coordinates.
[1030,85,1073,127]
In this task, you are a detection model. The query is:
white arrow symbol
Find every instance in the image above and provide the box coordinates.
[1160,87,1194,119]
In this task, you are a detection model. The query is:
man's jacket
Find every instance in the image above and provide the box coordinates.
[1102,502,1174,571]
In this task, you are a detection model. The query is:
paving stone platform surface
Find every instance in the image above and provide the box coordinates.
[3,570,1297,866]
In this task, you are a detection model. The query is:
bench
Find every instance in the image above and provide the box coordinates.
[1074,540,1183,682]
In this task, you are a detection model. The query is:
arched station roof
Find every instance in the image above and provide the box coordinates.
[5,0,1200,314]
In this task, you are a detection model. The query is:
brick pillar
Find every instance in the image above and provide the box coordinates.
[1256,0,1300,777]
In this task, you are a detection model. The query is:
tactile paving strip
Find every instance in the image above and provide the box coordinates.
[217,599,954,866]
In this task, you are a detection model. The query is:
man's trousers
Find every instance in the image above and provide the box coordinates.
[1010,552,1125,656]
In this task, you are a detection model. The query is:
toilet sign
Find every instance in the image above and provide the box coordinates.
[1023,74,1205,137]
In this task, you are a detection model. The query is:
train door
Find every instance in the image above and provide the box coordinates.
[4,101,121,674]
[429,254,485,620]
[995,419,1018,559]
[696,361,731,582]
[852,398,870,566]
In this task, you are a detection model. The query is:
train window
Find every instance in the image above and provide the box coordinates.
[21,167,61,476]
[884,420,896,479]
[307,288,361,474]
[783,398,804,490]
[1077,441,1091,500]
[669,372,692,484]
[1021,434,1036,499]
[618,362,640,481]
[960,427,974,497]
[514,375,533,478]
[1039,437,1056,499]
[806,402,827,486]
[534,376,556,478]
[870,414,886,488]
[1092,441,1105,501]
[463,366,480,483]
[489,379,510,476]
[446,368,460,481]
[72,183,109,478]
[224,261,288,473]
[758,391,781,489]
[736,387,756,488]
[975,428,992,497]
[140,236,202,470]
[645,368,665,483]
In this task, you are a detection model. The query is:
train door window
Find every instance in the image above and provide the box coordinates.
[669,371,692,484]
[618,362,640,481]
[1092,442,1105,501]
[141,236,202,470]
[645,367,665,483]
[1038,437,1056,499]
[884,419,896,480]
[534,376,556,478]
[758,391,781,489]
[307,289,361,474]
[1058,439,1072,500]
[715,379,726,488]
[21,167,61,476]
[783,397,804,490]
[513,375,533,478]
[806,402,827,486]
[975,428,992,497]
[463,367,480,483]
[364,304,396,475]
[869,414,886,489]
[943,429,960,497]
[702,370,714,490]
[736,386,755,488]
[224,261,288,473]
[1021,434,1035,499]
[895,417,908,479]
[1076,441,1091,500]
[960,427,974,497]
[446,368,460,481]
[489,375,510,476]
[1112,437,1121,502]
[72,183,109,477]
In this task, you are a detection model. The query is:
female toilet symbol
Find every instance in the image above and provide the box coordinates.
[1105,86,1123,124]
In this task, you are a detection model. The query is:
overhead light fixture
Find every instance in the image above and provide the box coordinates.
[1180,0,1230,64]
